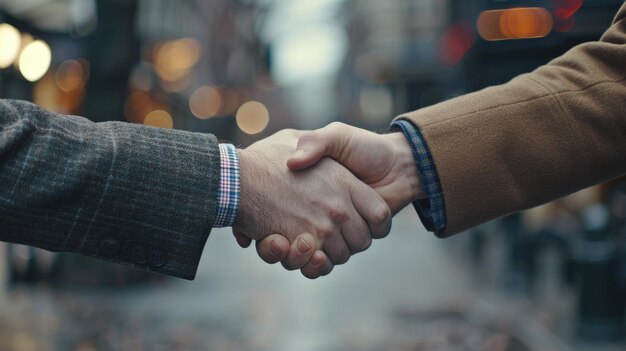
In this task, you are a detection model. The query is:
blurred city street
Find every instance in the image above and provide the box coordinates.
[3,208,622,351]
[1,0,625,350]
[0,209,467,351]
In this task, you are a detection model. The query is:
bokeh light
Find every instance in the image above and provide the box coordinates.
[18,40,52,82]
[189,86,222,119]
[55,60,87,92]
[477,8,553,41]
[143,110,173,129]
[552,0,583,19]
[154,38,201,82]
[236,101,270,135]
[439,22,475,66]
[124,91,152,123]
[0,23,21,69]
[272,26,348,86]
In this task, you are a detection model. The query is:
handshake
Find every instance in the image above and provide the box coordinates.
[231,122,425,279]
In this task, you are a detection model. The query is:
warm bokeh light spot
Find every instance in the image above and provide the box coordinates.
[0,23,21,69]
[18,40,51,82]
[124,91,152,123]
[144,110,173,129]
[236,101,270,135]
[189,86,222,119]
[55,60,86,92]
[477,8,553,41]
[169,38,201,70]
[154,37,201,82]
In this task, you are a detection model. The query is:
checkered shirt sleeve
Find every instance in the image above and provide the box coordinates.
[214,144,240,227]
[391,120,447,233]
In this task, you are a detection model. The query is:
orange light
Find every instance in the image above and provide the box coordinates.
[144,110,173,129]
[154,37,201,82]
[477,8,553,41]
[124,91,152,123]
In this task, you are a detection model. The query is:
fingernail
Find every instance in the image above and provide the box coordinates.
[270,240,282,257]
[311,254,321,266]
[297,238,312,254]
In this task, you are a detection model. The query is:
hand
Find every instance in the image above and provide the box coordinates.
[254,122,426,278]
[289,122,425,213]
[234,231,335,278]
[233,129,392,273]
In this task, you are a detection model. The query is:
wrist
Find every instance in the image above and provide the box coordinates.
[233,148,249,229]
[386,132,426,203]
[233,148,269,237]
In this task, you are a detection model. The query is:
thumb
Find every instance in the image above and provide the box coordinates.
[287,123,348,171]
[286,131,327,171]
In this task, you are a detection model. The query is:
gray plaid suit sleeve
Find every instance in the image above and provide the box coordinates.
[0,99,221,280]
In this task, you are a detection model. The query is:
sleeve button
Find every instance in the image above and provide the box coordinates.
[149,250,167,268]
[131,245,149,265]
[99,238,120,257]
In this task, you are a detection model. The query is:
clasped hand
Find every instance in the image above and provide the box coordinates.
[232,123,424,279]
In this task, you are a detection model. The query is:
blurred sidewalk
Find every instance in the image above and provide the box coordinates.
[0,208,617,351]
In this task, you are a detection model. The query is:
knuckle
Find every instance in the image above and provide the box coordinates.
[372,205,392,224]
[328,207,348,223]
[316,223,336,240]
[327,121,346,130]
[298,132,319,144]
[280,128,296,136]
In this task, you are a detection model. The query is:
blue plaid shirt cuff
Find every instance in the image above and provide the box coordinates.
[390,120,447,233]
[214,143,240,228]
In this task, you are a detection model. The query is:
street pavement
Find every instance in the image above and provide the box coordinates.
[0,208,619,351]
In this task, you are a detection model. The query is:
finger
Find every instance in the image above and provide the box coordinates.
[233,230,252,248]
[322,259,335,276]
[255,234,290,264]
[340,209,373,254]
[286,123,350,171]
[321,228,351,265]
[281,233,317,270]
[301,250,333,279]
[349,181,392,239]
